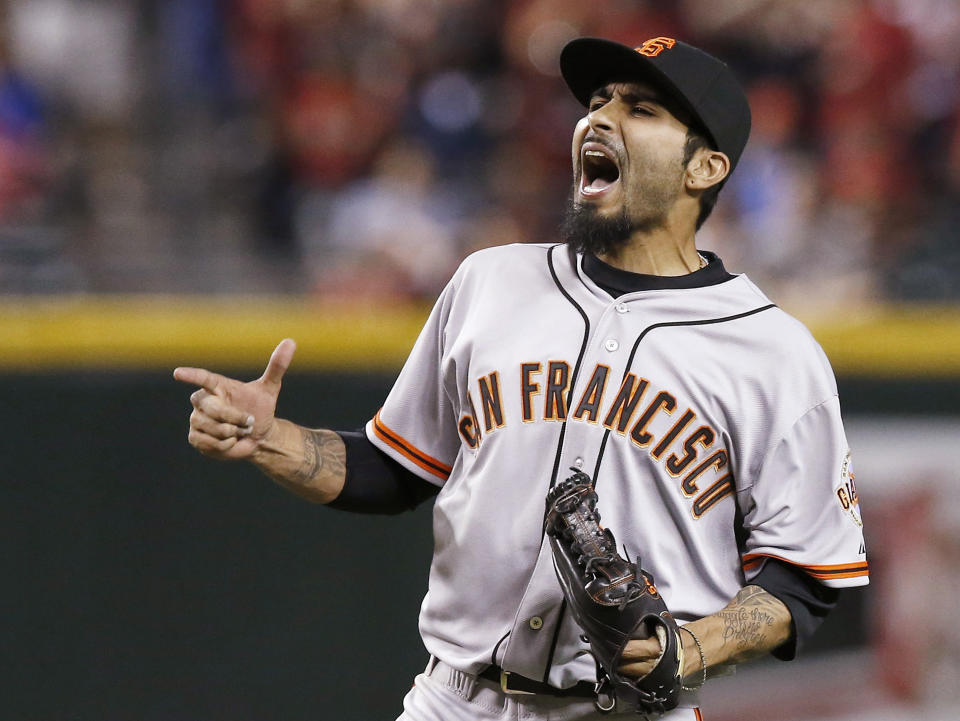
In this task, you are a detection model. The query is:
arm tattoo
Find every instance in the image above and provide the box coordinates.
[718,585,790,658]
[293,428,345,487]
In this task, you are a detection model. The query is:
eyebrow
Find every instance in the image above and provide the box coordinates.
[590,84,666,106]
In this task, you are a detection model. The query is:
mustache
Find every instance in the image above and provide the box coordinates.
[582,133,616,152]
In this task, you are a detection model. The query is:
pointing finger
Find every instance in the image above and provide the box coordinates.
[174,366,230,396]
[260,338,297,390]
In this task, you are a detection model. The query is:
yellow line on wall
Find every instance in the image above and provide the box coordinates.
[0,297,958,376]
[807,306,960,377]
[0,296,431,372]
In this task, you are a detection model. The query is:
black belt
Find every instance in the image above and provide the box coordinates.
[478,666,597,698]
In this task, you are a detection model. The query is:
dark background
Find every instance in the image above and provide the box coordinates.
[3,371,941,720]
[3,372,426,721]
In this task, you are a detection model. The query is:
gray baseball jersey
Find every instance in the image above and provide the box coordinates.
[366,242,868,694]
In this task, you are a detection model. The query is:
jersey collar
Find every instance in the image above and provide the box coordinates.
[581,250,734,297]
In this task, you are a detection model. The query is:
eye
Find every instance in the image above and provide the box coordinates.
[632,105,654,117]
[588,99,607,113]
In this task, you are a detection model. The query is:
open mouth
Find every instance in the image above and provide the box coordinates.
[580,143,620,196]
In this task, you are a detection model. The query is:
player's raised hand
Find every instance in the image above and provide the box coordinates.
[173,338,297,461]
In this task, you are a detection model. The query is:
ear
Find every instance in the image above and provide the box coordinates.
[685,149,730,191]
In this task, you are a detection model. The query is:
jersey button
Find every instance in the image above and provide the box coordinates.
[604,338,619,352]
[529,616,544,630]
[615,303,628,314]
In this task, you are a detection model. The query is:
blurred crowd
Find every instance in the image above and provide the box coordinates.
[0,0,959,310]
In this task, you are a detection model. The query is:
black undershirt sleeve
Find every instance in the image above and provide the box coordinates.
[326,430,440,514]
[751,558,840,660]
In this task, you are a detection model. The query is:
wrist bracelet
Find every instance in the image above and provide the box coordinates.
[679,626,707,691]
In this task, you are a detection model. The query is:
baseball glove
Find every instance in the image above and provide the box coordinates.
[544,469,684,716]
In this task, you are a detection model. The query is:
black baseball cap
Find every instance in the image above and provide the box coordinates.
[560,37,751,170]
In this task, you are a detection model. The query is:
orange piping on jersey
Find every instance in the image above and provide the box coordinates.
[741,553,869,580]
[372,409,453,481]
[694,709,703,721]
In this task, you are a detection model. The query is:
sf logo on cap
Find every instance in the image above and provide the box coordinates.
[636,37,676,57]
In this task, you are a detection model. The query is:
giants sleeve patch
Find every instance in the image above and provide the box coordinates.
[836,451,863,528]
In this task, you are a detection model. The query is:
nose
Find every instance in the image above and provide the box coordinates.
[587,103,614,133]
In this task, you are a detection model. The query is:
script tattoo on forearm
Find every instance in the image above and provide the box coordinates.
[718,585,791,660]
[293,428,345,487]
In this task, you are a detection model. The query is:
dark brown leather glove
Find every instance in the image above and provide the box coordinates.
[545,469,684,716]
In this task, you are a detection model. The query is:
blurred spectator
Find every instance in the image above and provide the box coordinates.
[308,141,460,303]
[157,0,237,116]
[713,79,815,272]
[890,113,960,300]
[0,8,76,294]
[0,44,48,222]
[8,0,136,124]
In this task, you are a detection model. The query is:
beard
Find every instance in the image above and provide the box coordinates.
[560,197,633,256]
[560,189,672,257]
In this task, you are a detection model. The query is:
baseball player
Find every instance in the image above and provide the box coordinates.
[175,37,868,720]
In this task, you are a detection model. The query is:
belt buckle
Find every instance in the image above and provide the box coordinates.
[500,670,535,695]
